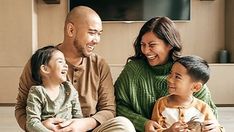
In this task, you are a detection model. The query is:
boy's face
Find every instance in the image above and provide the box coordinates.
[45,50,68,84]
[167,62,195,96]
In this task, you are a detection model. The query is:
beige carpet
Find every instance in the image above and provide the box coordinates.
[1,107,233,132]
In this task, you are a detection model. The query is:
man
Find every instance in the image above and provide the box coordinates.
[15,6,135,132]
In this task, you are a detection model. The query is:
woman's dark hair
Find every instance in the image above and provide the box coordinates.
[175,55,210,84]
[128,16,182,62]
[31,45,58,85]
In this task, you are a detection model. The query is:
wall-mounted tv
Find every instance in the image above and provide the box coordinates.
[69,0,191,22]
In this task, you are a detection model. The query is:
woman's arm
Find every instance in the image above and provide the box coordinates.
[115,62,148,132]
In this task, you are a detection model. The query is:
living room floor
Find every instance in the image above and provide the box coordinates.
[1,106,233,131]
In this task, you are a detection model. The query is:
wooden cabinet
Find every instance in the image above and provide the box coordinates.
[207,64,234,105]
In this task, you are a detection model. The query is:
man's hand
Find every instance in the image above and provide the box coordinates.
[145,120,162,132]
[57,117,98,132]
[42,118,64,131]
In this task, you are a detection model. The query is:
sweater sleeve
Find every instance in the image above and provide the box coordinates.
[26,87,51,132]
[200,100,225,132]
[115,62,148,132]
[92,58,116,124]
[151,98,165,127]
[193,84,218,118]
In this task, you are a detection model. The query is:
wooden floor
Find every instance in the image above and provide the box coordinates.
[1,107,234,132]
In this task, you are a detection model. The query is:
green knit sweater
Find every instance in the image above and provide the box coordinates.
[114,59,217,132]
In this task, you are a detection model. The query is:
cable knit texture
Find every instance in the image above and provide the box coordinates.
[115,59,217,132]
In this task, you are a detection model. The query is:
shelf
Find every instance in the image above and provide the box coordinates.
[43,0,60,4]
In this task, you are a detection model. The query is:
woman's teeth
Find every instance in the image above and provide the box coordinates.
[147,55,156,59]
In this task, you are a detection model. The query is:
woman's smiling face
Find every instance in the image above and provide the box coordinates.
[141,32,172,66]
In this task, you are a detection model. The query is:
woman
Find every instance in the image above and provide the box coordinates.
[114,17,218,132]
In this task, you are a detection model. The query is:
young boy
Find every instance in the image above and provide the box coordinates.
[151,55,224,132]
[26,46,83,132]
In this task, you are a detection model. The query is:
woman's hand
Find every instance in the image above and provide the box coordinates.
[145,120,162,132]
[202,120,220,132]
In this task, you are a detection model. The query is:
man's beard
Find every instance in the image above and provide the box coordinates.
[73,39,91,57]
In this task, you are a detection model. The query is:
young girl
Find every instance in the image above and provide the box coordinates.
[26,46,83,132]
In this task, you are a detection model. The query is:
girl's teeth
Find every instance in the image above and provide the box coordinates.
[88,46,94,50]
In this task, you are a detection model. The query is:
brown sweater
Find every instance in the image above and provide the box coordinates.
[15,53,116,130]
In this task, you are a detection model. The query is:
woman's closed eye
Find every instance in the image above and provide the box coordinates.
[149,43,157,48]
[140,42,157,47]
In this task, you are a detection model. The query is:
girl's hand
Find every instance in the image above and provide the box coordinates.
[42,118,64,131]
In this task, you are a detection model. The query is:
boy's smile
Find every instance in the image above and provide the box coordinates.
[167,62,195,96]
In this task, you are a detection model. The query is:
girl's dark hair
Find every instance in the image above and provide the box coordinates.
[31,45,58,85]
[175,55,210,84]
[128,16,182,62]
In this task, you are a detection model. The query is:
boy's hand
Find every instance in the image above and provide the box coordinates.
[166,121,188,132]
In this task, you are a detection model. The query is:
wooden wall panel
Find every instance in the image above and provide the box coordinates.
[207,64,234,104]
[0,67,23,103]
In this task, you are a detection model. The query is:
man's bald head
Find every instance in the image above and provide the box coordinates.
[65,6,101,26]
[62,5,103,55]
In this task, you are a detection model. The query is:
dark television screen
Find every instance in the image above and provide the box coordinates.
[69,0,191,21]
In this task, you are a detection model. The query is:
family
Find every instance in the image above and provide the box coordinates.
[15,6,224,132]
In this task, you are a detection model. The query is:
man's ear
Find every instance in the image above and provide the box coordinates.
[66,22,75,37]
[40,65,50,74]
[193,82,202,92]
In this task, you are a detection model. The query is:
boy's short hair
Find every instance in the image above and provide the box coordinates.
[174,55,210,84]
[30,45,58,85]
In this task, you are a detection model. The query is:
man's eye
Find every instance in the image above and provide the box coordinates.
[98,32,102,36]
[89,32,96,35]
